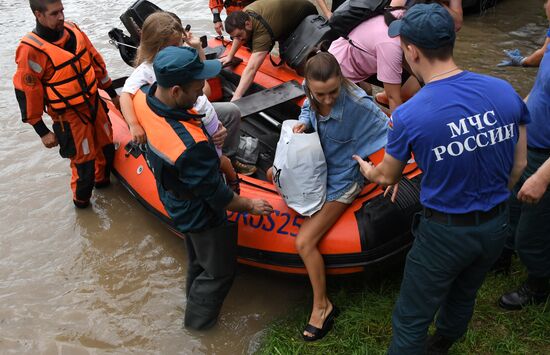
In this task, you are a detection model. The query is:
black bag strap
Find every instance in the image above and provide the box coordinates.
[246,10,284,67]
[346,6,407,53]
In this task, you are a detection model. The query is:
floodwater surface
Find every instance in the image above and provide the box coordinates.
[0,0,547,353]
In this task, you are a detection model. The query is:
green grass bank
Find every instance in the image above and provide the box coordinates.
[258,259,550,354]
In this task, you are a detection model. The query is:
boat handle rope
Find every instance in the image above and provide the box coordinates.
[215,35,230,48]
[109,39,138,50]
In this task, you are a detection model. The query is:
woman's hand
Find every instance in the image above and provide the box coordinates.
[293,123,307,133]
[183,31,202,49]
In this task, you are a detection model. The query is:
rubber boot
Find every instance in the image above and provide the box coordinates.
[426,332,455,355]
[499,277,550,310]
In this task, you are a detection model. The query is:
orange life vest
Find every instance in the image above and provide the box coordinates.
[21,22,97,111]
[210,0,253,14]
[133,89,207,166]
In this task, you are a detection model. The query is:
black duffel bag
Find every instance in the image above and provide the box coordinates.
[329,0,391,38]
[280,15,337,74]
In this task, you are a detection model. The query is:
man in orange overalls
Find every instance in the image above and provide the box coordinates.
[13,0,119,208]
[209,0,256,36]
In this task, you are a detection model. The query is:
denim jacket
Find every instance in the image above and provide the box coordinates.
[298,83,388,201]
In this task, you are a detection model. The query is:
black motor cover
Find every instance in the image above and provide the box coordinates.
[108,28,137,67]
[120,0,162,45]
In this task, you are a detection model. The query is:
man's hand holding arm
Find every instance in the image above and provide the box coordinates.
[211,122,227,147]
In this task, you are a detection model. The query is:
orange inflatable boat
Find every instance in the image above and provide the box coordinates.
[106,3,423,275]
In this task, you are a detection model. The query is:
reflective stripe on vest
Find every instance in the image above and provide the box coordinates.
[133,89,208,166]
[21,22,97,111]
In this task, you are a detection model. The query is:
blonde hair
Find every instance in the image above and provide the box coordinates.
[134,11,184,66]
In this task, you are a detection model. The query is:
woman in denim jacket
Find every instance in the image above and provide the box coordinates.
[295,53,389,340]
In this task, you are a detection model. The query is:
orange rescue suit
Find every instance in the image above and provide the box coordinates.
[210,0,255,22]
[13,21,115,207]
[20,22,98,111]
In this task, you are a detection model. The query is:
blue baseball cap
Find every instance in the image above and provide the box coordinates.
[153,46,222,88]
[388,3,455,49]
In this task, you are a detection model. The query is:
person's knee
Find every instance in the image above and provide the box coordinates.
[295,235,314,255]
[217,103,241,125]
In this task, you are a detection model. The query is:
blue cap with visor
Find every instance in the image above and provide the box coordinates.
[388,3,455,49]
[153,46,222,87]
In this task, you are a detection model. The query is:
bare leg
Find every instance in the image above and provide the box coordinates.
[296,200,349,337]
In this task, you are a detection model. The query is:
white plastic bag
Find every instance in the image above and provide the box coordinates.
[272,120,327,216]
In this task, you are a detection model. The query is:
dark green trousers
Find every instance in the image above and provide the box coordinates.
[183,222,238,330]
[512,149,550,279]
[388,210,508,355]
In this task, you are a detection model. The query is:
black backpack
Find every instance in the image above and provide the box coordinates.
[329,0,392,38]
[280,15,337,73]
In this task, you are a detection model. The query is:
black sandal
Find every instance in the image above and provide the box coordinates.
[302,305,339,342]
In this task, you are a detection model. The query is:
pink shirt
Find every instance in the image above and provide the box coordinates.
[329,11,404,84]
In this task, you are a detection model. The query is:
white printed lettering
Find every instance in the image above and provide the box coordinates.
[464,136,477,151]
[447,141,464,156]
[447,118,470,138]
[482,110,497,126]
[503,123,515,140]
[432,146,447,162]
[476,132,489,147]
[488,126,503,145]
[466,114,484,130]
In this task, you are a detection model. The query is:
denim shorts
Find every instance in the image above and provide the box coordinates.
[335,182,362,204]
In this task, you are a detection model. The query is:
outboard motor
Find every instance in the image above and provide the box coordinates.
[108,0,163,66]
[108,28,137,67]
[120,0,162,45]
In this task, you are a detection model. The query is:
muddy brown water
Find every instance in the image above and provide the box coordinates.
[0,0,547,353]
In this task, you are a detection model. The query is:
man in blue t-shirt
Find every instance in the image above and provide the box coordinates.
[353,4,529,354]
[498,0,550,311]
